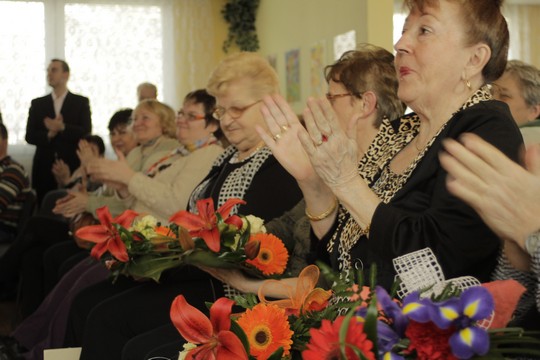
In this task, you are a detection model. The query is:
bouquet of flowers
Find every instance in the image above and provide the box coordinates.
[75,198,289,282]
[170,251,540,360]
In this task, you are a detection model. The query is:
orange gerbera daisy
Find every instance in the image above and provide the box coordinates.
[237,303,293,359]
[245,233,288,275]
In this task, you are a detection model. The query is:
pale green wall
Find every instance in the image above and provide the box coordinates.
[256,0,393,113]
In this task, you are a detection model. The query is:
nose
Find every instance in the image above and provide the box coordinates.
[219,112,234,127]
[394,32,410,55]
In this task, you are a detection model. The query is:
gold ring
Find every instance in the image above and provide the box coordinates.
[280,125,289,132]
[273,133,281,141]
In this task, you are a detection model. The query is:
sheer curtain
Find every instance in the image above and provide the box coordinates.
[0,0,173,150]
[504,3,540,68]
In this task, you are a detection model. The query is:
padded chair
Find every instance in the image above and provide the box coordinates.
[39,189,69,221]
[17,189,37,231]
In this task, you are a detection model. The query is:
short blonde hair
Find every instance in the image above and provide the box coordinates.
[134,99,176,139]
[207,52,279,99]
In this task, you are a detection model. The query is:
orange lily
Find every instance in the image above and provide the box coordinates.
[258,265,332,316]
[75,206,138,262]
[170,295,248,360]
[169,198,245,252]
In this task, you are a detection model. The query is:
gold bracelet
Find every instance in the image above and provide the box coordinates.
[305,198,338,221]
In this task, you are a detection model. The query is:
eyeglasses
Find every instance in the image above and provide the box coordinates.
[212,100,261,121]
[177,111,206,122]
[325,92,357,102]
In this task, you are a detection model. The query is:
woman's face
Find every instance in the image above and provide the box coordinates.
[176,100,218,145]
[327,80,364,130]
[491,72,538,126]
[215,78,266,153]
[110,124,138,156]
[131,107,163,144]
[394,0,471,111]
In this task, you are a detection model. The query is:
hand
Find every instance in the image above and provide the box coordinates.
[52,191,89,218]
[440,133,540,248]
[77,139,98,166]
[298,97,360,192]
[198,266,255,293]
[257,94,317,183]
[86,151,134,185]
[51,159,71,186]
[44,114,65,132]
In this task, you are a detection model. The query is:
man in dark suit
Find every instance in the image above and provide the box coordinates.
[25,59,92,206]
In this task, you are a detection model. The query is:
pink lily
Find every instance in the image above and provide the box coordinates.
[169,198,245,252]
[75,206,138,262]
[170,295,248,360]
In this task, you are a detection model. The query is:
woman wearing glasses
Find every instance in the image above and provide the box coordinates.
[5,91,224,360]
[68,53,302,360]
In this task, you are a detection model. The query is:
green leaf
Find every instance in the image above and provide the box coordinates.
[266,347,284,360]
[230,320,250,354]
[363,290,379,356]
[125,254,182,282]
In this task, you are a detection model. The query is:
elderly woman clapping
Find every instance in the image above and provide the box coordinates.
[261,0,522,289]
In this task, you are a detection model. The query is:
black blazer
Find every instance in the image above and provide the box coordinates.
[25,91,91,172]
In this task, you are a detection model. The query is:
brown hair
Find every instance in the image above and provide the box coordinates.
[325,44,405,126]
[207,52,279,99]
[404,0,508,82]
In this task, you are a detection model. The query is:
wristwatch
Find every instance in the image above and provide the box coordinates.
[525,230,540,256]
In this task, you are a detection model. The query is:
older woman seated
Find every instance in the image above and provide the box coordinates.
[69,52,304,360]
[491,60,540,146]
[4,93,222,359]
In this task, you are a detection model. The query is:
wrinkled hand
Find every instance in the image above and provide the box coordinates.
[298,97,360,191]
[440,133,540,248]
[86,150,134,185]
[52,191,89,218]
[51,159,71,186]
[77,139,99,166]
[256,94,316,183]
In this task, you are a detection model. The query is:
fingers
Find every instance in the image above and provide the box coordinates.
[255,124,277,149]
[115,148,126,162]
[458,133,519,176]
[260,94,295,141]
[303,101,324,145]
[305,98,333,140]
[442,137,501,185]
[439,149,487,212]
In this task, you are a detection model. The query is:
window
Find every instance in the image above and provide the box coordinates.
[0,0,173,147]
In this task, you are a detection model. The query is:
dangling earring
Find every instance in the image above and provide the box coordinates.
[465,79,472,90]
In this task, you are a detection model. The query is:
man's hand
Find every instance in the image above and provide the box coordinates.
[44,114,65,138]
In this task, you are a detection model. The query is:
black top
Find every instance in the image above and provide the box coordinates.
[317,99,523,289]
[193,147,303,223]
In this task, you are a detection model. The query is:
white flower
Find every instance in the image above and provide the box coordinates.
[245,215,266,234]
[178,343,197,360]
[131,214,159,238]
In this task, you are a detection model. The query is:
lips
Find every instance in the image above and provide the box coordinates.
[399,66,412,77]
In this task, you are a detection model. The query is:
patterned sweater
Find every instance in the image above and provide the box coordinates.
[0,156,31,230]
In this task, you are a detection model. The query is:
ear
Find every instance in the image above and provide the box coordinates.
[527,104,540,122]
[464,43,491,80]
[359,91,377,118]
